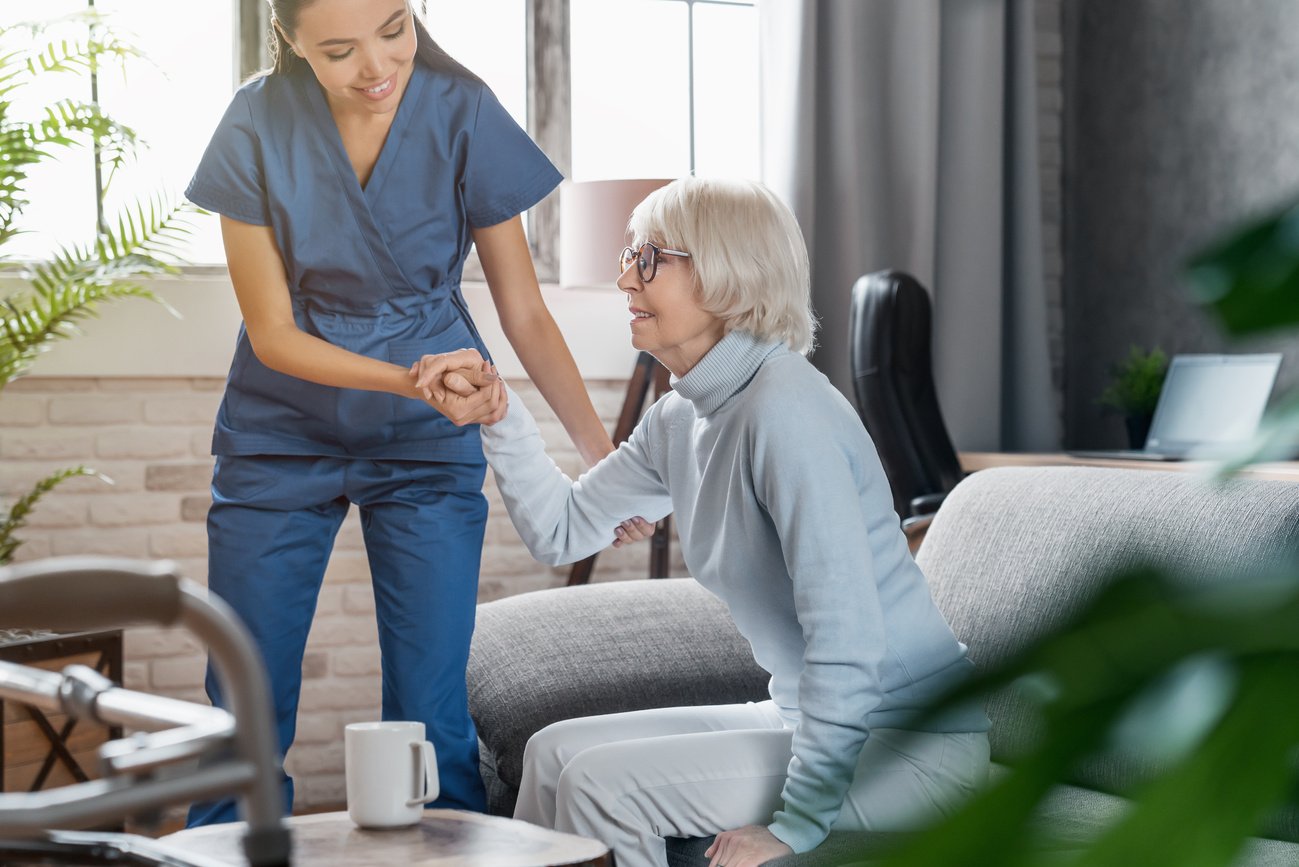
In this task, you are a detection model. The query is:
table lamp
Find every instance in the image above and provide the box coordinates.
[559,179,673,289]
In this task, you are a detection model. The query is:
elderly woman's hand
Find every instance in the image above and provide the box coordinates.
[705,825,793,867]
[409,351,506,426]
[612,516,654,548]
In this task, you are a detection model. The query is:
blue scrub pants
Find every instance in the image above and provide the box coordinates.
[187,454,489,827]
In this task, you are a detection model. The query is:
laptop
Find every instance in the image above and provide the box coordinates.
[1068,353,1283,461]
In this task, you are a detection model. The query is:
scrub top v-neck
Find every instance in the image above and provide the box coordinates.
[187,62,562,462]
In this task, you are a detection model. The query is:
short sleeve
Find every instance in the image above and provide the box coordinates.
[186,89,271,226]
[462,84,563,228]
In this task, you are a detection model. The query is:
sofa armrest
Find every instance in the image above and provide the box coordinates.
[468,578,770,811]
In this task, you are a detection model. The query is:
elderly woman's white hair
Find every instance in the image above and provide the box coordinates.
[627,177,817,354]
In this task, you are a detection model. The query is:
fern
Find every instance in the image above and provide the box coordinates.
[1,198,189,390]
[0,467,112,564]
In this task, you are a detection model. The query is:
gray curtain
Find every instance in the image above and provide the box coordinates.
[759,0,1058,452]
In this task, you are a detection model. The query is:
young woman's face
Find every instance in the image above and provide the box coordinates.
[286,0,417,117]
[618,242,726,377]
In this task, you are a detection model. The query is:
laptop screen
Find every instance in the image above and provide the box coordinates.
[1145,354,1282,456]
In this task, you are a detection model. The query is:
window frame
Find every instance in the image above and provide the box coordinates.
[234,0,751,283]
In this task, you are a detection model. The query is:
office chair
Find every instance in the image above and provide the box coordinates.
[849,270,963,541]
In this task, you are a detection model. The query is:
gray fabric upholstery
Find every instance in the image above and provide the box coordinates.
[467,578,769,815]
[918,468,1299,804]
[468,466,1299,862]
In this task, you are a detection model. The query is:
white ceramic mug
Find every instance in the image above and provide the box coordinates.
[344,721,438,829]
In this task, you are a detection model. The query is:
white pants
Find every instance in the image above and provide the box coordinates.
[513,701,989,867]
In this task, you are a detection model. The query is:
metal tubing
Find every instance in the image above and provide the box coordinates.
[0,764,257,835]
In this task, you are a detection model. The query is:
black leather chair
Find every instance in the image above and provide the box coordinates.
[849,270,963,538]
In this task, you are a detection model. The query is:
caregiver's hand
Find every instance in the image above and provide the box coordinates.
[705,825,793,867]
[410,350,503,426]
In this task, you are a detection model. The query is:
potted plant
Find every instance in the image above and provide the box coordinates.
[1097,345,1169,448]
[0,10,192,573]
[0,10,192,794]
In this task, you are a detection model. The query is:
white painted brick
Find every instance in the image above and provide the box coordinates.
[181,495,209,522]
[331,646,381,677]
[145,463,213,492]
[49,396,143,425]
[125,626,203,659]
[123,661,150,690]
[478,544,551,577]
[478,572,556,603]
[58,463,145,493]
[341,585,374,615]
[0,431,95,460]
[295,713,345,745]
[299,678,380,711]
[190,431,213,457]
[287,742,345,775]
[22,495,88,528]
[190,378,226,392]
[6,378,94,393]
[96,428,191,459]
[333,517,365,551]
[322,552,372,585]
[90,495,181,527]
[316,585,344,616]
[305,618,378,649]
[144,395,222,425]
[10,538,52,562]
[149,525,209,558]
[151,655,208,689]
[98,378,192,392]
[0,397,44,426]
[298,773,346,808]
[302,651,329,680]
[51,527,150,558]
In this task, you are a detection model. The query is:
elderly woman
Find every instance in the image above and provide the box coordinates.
[415,177,989,867]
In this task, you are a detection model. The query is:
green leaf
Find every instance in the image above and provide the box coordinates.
[0,466,112,564]
[1185,201,1299,337]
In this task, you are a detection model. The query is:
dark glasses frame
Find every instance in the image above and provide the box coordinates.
[619,241,692,283]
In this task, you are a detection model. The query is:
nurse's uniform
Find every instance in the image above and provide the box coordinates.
[183,61,561,825]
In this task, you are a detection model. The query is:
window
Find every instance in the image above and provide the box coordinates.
[569,0,759,181]
[7,1,236,265]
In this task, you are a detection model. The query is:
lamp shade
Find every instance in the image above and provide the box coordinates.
[559,179,673,288]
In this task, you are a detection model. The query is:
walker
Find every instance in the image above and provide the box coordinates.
[0,557,292,865]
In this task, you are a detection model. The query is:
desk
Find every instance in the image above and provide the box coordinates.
[160,809,611,867]
[960,452,1299,483]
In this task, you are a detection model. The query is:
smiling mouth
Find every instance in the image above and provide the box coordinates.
[360,77,394,96]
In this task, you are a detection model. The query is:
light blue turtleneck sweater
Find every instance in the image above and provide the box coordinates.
[480,329,988,853]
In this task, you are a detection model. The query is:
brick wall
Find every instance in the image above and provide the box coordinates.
[0,375,684,810]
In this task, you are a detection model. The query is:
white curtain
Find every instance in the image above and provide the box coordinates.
[759,0,1058,452]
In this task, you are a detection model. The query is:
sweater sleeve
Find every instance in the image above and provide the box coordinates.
[479,385,673,566]
[752,396,888,853]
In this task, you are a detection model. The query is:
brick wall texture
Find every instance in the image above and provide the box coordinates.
[1,375,686,811]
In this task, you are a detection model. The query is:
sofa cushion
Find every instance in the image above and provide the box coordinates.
[468,578,770,815]
[916,466,1299,839]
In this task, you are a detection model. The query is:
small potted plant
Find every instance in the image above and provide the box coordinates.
[1098,345,1169,448]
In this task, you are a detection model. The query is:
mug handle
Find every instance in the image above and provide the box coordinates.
[406,740,439,807]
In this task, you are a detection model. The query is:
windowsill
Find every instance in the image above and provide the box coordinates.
[6,272,637,381]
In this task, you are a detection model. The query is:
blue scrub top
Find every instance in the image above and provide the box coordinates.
[187,62,562,462]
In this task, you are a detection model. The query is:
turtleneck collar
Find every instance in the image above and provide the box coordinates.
[670,329,785,416]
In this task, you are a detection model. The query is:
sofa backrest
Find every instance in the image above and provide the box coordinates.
[916,466,1299,832]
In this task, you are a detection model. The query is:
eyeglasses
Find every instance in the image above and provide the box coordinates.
[619,242,691,284]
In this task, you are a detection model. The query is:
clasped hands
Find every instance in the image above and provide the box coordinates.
[409,348,653,549]
[410,347,507,427]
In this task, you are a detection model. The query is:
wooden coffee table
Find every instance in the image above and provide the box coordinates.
[159,809,612,866]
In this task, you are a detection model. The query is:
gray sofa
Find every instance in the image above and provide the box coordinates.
[467,466,1299,866]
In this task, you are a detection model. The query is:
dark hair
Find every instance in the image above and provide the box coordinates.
[266,0,481,83]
